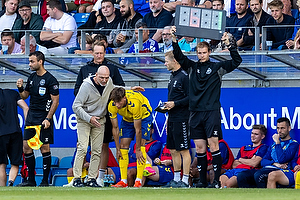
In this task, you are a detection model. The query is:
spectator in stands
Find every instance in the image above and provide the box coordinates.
[252,117,299,188]
[20,35,49,55]
[12,1,44,45]
[40,0,78,54]
[209,0,225,50]
[286,0,300,49]
[0,0,19,32]
[178,36,198,52]
[142,0,173,43]
[66,0,97,13]
[75,34,114,54]
[128,22,159,53]
[161,26,173,53]
[163,0,209,14]
[113,0,143,53]
[293,29,300,49]
[190,139,234,187]
[0,88,28,186]
[0,29,22,55]
[94,0,124,45]
[38,0,66,22]
[226,0,253,47]
[241,0,272,50]
[265,0,295,50]
[220,124,268,188]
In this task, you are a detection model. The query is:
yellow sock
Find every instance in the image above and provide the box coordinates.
[136,146,146,180]
[119,149,129,181]
[296,172,300,189]
[81,168,88,178]
[67,176,74,183]
[145,162,152,169]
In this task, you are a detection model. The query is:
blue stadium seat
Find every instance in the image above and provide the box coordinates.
[51,156,73,186]
[73,13,90,28]
[52,175,68,186]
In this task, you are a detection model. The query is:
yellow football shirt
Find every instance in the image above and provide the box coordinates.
[108,90,152,122]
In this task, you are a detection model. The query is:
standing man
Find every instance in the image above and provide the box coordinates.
[163,51,190,188]
[253,117,299,188]
[73,41,124,187]
[12,0,44,44]
[0,88,28,186]
[40,0,77,54]
[171,29,242,188]
[16,51,59,187]
[72,66,115,187]
[109,88,153,188]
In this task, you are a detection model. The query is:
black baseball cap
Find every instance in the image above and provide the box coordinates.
[19,1,31,8]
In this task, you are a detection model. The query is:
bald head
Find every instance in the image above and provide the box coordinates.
[95,65,110,86]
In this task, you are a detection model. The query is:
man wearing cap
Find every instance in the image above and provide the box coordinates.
[12,0,44,44]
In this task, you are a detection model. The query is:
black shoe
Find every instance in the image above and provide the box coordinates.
[195,180,207,188]
[39,180,49,187]
[176,181,190,188]
[16,180,36,187]
[162,180,179,188]
[86,179,99,187]
[207,180,221,188]
[7,180,14,186]
[73,178,84,187]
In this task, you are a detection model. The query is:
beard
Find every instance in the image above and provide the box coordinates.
[151,6,162,14]
[122,9,131,19]
[163,38,172,46]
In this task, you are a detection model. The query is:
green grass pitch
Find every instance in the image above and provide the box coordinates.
[0,187,299,200]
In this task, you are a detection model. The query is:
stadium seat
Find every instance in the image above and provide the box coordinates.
[51,156,73,186]
[73,13,90,28]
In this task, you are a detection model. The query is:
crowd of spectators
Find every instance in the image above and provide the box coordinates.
[1,0,300,54]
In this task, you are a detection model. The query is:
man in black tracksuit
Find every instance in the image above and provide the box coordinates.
[172,31,242,188]
[163,51,190,188]
[74,41,125,186]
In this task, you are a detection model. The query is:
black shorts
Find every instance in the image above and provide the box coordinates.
[103,114,114,143]
[189,110,223,140]
[167,121,190,151]
[24,110,54,144]
[0,132,23,165]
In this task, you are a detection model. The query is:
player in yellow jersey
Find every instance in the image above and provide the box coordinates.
[108,87,152,188]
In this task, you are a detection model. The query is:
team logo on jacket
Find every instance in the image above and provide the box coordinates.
[40,79,45,86]
[206,68,212,74]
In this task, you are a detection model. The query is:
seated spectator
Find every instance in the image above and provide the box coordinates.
[0,0,20,32]
[94,0,124,45]
[286,0,300,49]
[190,139,234,187]
[12,1,44,45]
[209,0,225,50]
[66,0,97,13]
[178,37,198,52]
[40,0,78,54]
[20,35,49,55]
[253,117,299,188]
[293,29,300,49]
[128,22,159,53]
[0,29,22,55]
[142,0,173,43]
[161,26,173,53]
[226,0,253,47]
[241,0,272,50]
[113,0,143,54]
[74,34,114,54]
[220,124,268,188]
[38,0,66,22]
[265,0,295,50]
[163,0,209,14]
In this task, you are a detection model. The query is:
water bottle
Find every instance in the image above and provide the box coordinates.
[109,174,114,185]
[103,174,109,187]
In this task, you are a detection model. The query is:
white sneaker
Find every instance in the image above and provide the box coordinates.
[96,178,104,187]
[63,178,74,187]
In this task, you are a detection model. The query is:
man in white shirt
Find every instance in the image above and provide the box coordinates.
[40,0,77,54]
[0,0,19,32]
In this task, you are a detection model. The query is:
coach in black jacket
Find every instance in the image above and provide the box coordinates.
[172,30,242,188]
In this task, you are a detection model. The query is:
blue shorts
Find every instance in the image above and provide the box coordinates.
[224,168,248,179]
[280,169,295,187]
[110,166,136,183]
[120,116,152,141]
[158,166,174,184]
